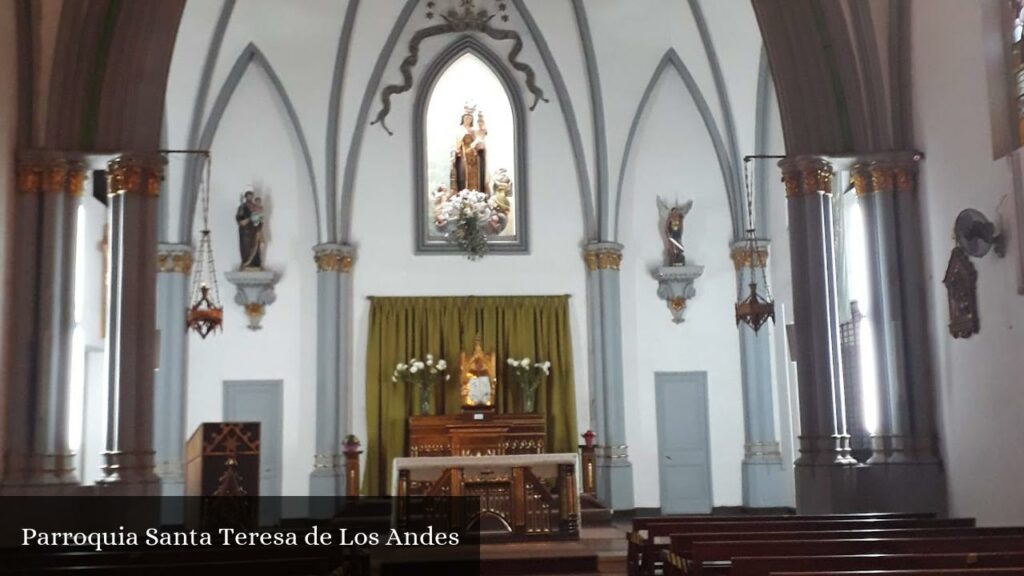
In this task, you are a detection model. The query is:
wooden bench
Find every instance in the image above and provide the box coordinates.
[671,537,1024,576]
[629,517,971,576]
[730,552,1024,576]
[770,565,1024,569]
[670,527,1024,555]
[0,546,362,575]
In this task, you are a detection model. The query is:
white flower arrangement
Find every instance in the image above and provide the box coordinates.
[507,357,551,412]
[393,354,450,414]
[434,189,494,259]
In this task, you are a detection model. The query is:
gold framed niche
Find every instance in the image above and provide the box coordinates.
[459,336,497,411]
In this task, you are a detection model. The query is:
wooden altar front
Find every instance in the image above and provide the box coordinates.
[408,413,546,457]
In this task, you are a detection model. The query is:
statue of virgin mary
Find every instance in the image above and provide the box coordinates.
[450,105,487,192]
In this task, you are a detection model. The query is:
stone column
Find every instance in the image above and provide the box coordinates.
[780,157,856,514]
[731,241,788,508]
[1,154,85,491]
[98,153,164,494]
[849,156,945,513]
[583,242,633,510]
[31,157,87,486]
[892,161,940,463]
[309,244,355,498]
[850,163,910,464]
[154,244,192,496]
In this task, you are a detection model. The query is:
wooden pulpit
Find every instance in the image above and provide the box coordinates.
[185,422,261,496]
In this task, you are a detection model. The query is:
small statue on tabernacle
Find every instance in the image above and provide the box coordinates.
[657,196,693,266]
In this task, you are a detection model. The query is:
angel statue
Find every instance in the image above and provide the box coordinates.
[657,197,693,266]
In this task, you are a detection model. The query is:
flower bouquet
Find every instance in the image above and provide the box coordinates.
[393,354,449,415]
[507,357,551,413]
[435,189,494,259]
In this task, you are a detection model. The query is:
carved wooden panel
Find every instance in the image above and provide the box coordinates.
[408,413,546,457]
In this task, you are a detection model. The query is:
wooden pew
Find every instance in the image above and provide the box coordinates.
[0,547,355,574]
[770,565,1024,569]
[630,517,973,576]
[677,537,1024,576]
[729,553,1024,576]
[671,527,1024,555]
[632,512,935,533]
[770,571,1024,576]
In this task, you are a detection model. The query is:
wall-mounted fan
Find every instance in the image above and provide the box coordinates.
[954,208,1004,258]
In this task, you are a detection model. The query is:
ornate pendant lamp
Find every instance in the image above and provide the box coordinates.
[735,158,775,332]
[187,154,224,338]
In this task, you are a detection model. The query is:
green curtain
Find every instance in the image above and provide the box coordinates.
[364,296,578,495]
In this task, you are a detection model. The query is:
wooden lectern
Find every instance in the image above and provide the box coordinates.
[185,422,261,496]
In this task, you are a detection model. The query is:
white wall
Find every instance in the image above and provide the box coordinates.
[164,0,777,506]
[912,0,1024,525]
[0,0,17,480]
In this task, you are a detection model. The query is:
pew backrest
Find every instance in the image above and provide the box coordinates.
[729,552,1024,576]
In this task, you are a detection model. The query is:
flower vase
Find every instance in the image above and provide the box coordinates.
[521,385,537,414]
[418,384,432,415]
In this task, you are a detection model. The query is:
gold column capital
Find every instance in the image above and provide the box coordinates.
[850,164,872,197]
[779,156,834,198]
[894,162,917,194]
[157,245,193,274]
[313,243,355,273]
[869,162,895,193]
[16,153,87,196]
[107,153,165,198]
[584,242,623,271]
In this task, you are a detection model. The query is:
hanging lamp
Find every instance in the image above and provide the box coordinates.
[187,154,224,338]
[734,158,775,332]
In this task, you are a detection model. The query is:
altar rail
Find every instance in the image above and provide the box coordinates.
[392,453,580,542]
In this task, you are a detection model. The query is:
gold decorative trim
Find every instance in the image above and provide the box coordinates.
[870,163,894,193]
[314,251,353,273]
[730,245,768,270]
[894,164,916,193]
[584,248,622,271]
[16,164,42,194]
[850,165,872,197]
[43,162,69,194]
[67,166,87,198]
[158,251,193,274]
[781,159,833,198]
[17,157,86,196]
[106,154,164,198]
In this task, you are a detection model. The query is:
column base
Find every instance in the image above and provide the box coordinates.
[97,451,160,495]
[155,460,185,497]
[21,452,79,485]
[595,455,634,511]
[795,461,858,514]
[854,461,947,514]
[742,457,791,508]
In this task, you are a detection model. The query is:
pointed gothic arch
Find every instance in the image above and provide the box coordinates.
[178,42,322,242]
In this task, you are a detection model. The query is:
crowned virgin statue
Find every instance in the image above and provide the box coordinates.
[450,105,487,192]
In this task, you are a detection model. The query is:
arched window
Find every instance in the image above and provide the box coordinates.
[416,45,527,253]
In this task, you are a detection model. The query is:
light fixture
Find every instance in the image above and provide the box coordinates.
[187,153,224,338]
[735,158,775,332]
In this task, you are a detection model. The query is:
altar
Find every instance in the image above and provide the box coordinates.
[392,453,580,541]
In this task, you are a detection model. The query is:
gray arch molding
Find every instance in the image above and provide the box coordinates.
[412,36,529,253]
[179,42,322,242]
[615,49,739,240]
[338,0,597,243]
